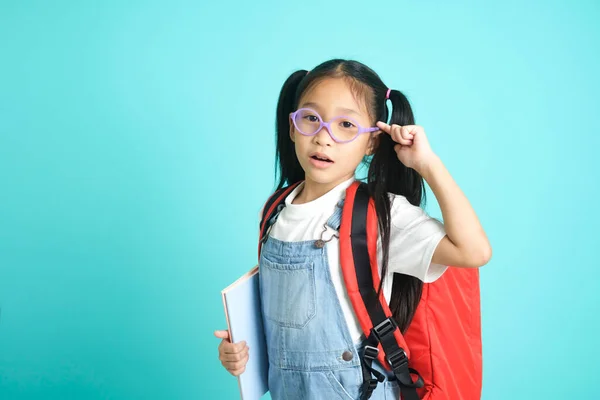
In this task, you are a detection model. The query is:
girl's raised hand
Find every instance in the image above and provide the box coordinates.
[376,122,437,173]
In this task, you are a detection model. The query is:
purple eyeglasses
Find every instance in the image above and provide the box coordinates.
[290,108,379,143]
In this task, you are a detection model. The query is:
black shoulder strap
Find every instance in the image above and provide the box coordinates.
[351,183,423,400]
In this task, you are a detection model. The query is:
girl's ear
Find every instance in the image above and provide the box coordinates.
[366,130,382,156]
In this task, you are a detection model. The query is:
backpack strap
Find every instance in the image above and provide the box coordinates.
[257,181,302,260]
[339,182,424,400]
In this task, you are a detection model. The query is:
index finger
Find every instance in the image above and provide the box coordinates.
[376,121,391,133]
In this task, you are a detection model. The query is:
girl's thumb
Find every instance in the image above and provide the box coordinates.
[214,330,230,339]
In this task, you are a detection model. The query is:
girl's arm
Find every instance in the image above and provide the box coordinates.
[421,155,492,268]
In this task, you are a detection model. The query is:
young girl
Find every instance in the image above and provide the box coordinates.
[215,59,491,399]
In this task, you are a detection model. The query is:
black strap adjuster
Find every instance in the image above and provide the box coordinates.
[387,348,408,371]
[372,317,397,341]
[363,345,379,361]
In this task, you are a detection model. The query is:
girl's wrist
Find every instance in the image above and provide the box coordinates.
[416,153,442,179]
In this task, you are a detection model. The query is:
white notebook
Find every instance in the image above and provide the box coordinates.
[221,265,269,400]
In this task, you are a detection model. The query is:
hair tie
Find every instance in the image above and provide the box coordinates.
[385,88,391,99]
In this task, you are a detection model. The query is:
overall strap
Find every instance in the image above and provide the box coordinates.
[325,199,344,231]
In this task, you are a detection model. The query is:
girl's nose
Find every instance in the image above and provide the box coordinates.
[313,124,334,146]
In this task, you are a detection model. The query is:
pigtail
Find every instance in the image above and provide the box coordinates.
[382,89,425,206]
[369,89,426,333]
[275,70,308,190]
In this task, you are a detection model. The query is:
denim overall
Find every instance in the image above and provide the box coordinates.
[259,200,401,400]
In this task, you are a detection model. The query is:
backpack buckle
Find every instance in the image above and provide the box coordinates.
[387,348,408,371]
[388,349,424,388]
[372,317,398,341]
[363,345,379,361]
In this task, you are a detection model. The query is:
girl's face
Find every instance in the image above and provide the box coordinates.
[290,78,380,188]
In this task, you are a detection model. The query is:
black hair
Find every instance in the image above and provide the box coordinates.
[273,59,426,333]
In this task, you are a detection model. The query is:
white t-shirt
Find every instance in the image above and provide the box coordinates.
[262,177,448,343]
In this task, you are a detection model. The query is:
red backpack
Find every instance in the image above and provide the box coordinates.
[259,181,482,400]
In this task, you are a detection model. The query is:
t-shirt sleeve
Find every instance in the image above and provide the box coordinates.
[386,195,448,283]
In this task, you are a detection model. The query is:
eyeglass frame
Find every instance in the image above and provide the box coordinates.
[289,108,380,143]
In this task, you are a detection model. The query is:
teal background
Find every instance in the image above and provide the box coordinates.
[1,0,598,399]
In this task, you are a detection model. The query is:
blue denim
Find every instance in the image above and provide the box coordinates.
[259,203,400,400]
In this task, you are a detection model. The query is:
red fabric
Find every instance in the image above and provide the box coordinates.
[404,267,482,400]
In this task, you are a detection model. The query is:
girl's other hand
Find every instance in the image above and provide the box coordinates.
[214,329,249,376]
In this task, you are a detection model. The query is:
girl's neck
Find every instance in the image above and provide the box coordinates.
[292,174,354,204]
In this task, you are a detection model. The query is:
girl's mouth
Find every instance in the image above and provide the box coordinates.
[309,154,334,169]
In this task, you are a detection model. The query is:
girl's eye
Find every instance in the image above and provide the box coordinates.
[304,115,319,122]
[340,120,356,129]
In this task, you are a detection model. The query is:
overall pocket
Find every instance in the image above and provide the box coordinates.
[260,257,316,328]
